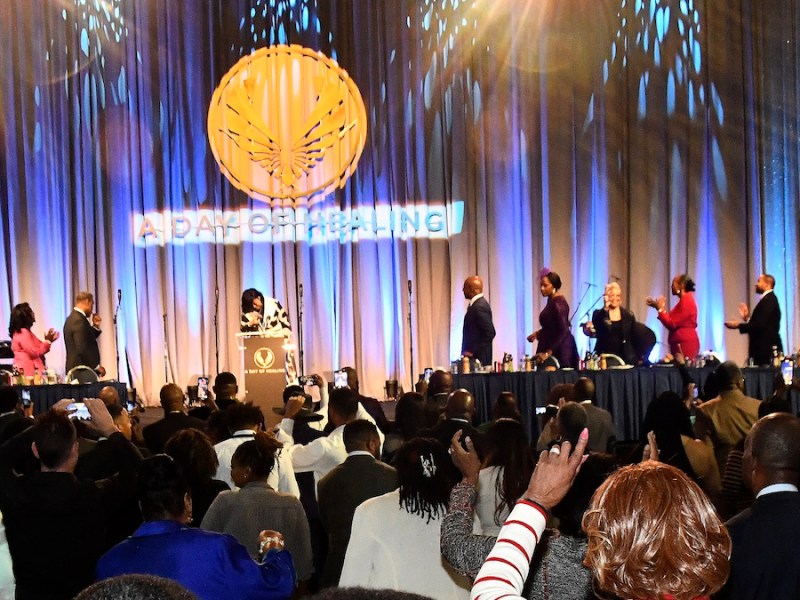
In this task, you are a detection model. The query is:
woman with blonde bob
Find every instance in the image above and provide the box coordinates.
[583,461,730,600]
[470,434,731,600]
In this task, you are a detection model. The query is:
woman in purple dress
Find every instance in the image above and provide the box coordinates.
[527,269,579,368]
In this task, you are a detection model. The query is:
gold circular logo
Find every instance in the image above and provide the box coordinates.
[208,44,367,206]
[254,348,276,370]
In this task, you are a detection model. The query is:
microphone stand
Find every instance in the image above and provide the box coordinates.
[214,287,220,376]
[408,280,414,391]
[113,290,121,381]
[297,283,304,377]
[162,313,169,383]
[570,282,596,325]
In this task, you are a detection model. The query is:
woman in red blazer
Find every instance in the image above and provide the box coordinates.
[9,302,59,376]
[646,274,700,359]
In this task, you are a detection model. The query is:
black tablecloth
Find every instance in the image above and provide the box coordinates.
[13,382,128,415]
[453,367,787,442]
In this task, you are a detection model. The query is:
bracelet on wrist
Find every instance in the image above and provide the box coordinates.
[519,496,549,516]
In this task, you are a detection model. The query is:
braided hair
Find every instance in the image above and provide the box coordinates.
[395,438,452,523]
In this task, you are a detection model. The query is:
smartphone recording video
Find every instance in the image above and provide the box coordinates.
[334,369,348,389]
[197,377,209,401]
[67,402,91,421]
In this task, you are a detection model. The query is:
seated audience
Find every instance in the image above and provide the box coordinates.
[0,399,142,600]
[641,391,720,501]
[423,369,454,427]
[202,432,313,588]
[470,432,730,600]
[163,429,229,527]
[694,361,760,478]
[474,419,534,535]
[719,413,800,599]
[318,420,398,587]
[0,385,32,446]
[340,438,470,599]
[573,377,616,452]
[442,432,616,599]
[534,383,576,451]
[476,391,521,434]
[382,392,426,464]
[341,367,390,433]
[142,384,205,454]
[96,455,295,600]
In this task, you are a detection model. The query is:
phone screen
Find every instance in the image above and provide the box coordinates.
[197,377,209,401]
[67,402,91,420]
[21,389,31,408]
[781,361,793,386]
[334,370,348,389]
[424,368,433,384]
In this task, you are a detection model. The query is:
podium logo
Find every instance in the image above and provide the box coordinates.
[207,44,367,205]
[254,348,276,370]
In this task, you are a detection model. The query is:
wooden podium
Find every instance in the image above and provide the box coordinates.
[238,332,287,428]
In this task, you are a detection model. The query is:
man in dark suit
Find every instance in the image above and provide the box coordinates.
[574,377,616,452]
[420,389,485,485]
[63,290,105,376]
[461,276,496,367]
[718,413,800,599]
[725,273,782,365]
[317,420,397,588]
[142,383,206,454]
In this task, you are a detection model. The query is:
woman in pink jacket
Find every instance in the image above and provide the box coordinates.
[9,303,59,376]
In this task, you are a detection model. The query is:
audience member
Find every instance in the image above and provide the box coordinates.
[694,360,760,477]
[474,420,534,535]
[0,510,13,599]
[719,413,800,599]
[552,401,588,448]
[341,367,390,433]
[340,438,471,599]
[317,420,398,587]
[98,386,121,407]
[573,377,616,452]
[476,391,521,434]
[163,429,229,527]
[142,384,205,454]
[188,372,238,421]
[420,389,485,485]
[470,432,731,600]
[214,402,298,497]
[535,383,575,451]
[0,385,32,446]
[0,399,142,600]
[641,391,720,501]
[442,433,615,599]
[276,387,359,485]
[308,588,433,600]
[96,455,295,600]
[75,574,198,600]
[202,432,313,588]
[382,392,426,464]
[423,369,453,427]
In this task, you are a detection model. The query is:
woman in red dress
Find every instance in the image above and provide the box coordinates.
[646,274,699,359]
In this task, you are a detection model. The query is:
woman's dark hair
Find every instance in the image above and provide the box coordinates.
[641,391,697,480]
[484,420,534,525]
[677,274,696,292]
[395,438,452,523]
[490,392,521,422]
[552,452,618,537]
[241,288,265,314]
[8,303,34,336]
[393,392,426,439]
[137,455,190,521]
[163,429,219,485]
[544,271,562,290]
[231,432,281,479]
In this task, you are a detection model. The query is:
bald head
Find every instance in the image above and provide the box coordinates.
[98,386,120,408]
[427,370,453,398]
[746,413,800,491]
[159,384,185,413]
[462,276,484,300]
[445,389,476,421]
[715,361,744,392]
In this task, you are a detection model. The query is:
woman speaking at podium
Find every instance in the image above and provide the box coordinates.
[240,288,297,382]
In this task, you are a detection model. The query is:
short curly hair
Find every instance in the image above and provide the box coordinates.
[582,461,731,600]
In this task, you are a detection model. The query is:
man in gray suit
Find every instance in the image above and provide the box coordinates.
[63,291,105,376]
[317,420,397,588]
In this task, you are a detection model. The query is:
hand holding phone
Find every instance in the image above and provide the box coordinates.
[334,370,348,389]
[197,377,209,401]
